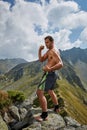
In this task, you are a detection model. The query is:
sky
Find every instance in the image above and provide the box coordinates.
[0,0,87,61]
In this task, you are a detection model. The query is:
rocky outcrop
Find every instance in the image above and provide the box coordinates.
[0,99,87,130]
[0,115,8,130]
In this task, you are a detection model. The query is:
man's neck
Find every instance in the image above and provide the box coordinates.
[49,44,54,49]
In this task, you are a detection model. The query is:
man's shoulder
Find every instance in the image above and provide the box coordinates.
[50,48,59,55]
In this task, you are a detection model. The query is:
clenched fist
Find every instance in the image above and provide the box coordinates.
[39,45,44,51]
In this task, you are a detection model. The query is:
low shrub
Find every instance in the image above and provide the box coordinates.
[0,90,11,110]
[7,90,25,103]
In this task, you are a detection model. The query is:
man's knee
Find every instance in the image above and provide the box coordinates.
[48,90,54,95]
[36,89,44,97]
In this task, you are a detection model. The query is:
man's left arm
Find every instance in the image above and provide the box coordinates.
[50,60,63,71]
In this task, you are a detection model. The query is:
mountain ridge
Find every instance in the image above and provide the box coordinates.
[0,58,28,74]
[61,47,87,64]
[0,47,87,124]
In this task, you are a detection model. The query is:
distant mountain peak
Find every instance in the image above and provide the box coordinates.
[61,47,87,64]
[0,58,28,74]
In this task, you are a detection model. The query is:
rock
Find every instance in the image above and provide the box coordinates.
[4,112,11,123]
[59,126,76,130]
[0,115,8,130]
[11,110,35,130]
[75,125,87,130]
[9,105,20,121]
[19,99,32,110]
[41,113,65,130]
[30,108,65,130]
[19,108,27,120]
[0,97,87,130]
[22,121,41,130]
[3,112,14,124]
[64,116,81,127]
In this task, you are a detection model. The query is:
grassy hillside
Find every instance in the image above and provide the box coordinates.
[1,71,87,125]
[0,47,87,125]
[74,60,87,91]
[61,47,87,90]
[57,79,87,124]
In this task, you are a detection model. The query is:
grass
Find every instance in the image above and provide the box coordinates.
[1,73,87,125]
[57,79,87,124]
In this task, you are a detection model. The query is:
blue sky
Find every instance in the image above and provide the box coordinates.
[73,0,87,11]
[3,0,87,11]
[0,0,87,61]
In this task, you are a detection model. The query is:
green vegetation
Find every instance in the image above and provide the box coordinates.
[33,81,68,117]
[0,90,25,111]
[33,78,87,124]
[57,79,87,124]
[0,91,11,109]
[0,49,87,125]
[8,90,25,103]
[0,99,11,110]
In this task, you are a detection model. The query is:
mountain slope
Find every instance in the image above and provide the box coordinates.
[2,71,87,124]
[74,60,87,90]
[61,47,87,90]
[0,58,27,74]
[57,79,87,124]
[61,47,87,64]
[0,48,87,124]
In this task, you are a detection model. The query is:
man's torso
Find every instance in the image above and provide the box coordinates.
[46,48,60,68]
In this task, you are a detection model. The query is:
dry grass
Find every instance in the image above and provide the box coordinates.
[57,79,87,124]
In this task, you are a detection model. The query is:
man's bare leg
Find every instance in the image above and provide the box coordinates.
[48,90,59,112]
[35,89,48,121]
[37,89,47,111]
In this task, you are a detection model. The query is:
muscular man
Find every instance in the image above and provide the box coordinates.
[35,36,63,122]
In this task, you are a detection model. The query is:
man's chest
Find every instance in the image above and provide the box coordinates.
[48,51,56,63]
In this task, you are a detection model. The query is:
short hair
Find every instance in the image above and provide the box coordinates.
[44,36,54,42]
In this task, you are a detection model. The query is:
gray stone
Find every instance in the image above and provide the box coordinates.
[23,121,41,130]
[75,125,87,130]
[19,108,27,120]
[33,108,65,130]
[41,113,65,130]
[59,126,75,130]
[64,116,81,127]
[0,115,8,130]
[11,110,35,130]
[9,105,20,121]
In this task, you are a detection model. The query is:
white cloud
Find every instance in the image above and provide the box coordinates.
[0,0,87,61]
[46,1,87,30]
[80,27,87,42]
[60,11,87,29]
[0,0,47,61]
[52,29,74,50]
[79,27,87,48]
[47,1,79,26]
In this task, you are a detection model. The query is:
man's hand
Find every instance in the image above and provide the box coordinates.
[39,45,44,51]
[43,65,51,72]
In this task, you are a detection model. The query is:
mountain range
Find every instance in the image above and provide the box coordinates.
[0,58,27,74]
[0,47,87,124]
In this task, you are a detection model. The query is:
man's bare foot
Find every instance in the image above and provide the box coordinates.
[34,115,48,122]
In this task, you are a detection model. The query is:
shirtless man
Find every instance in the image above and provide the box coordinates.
[35,36,63,122]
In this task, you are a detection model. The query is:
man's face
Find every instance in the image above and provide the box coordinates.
[45,39,53,49]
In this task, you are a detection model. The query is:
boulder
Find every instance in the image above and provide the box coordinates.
[0,115,8,130]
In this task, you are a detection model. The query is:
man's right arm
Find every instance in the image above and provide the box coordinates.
[38,45,48,62]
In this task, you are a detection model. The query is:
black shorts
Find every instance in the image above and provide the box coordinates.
[38,72,57,92]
